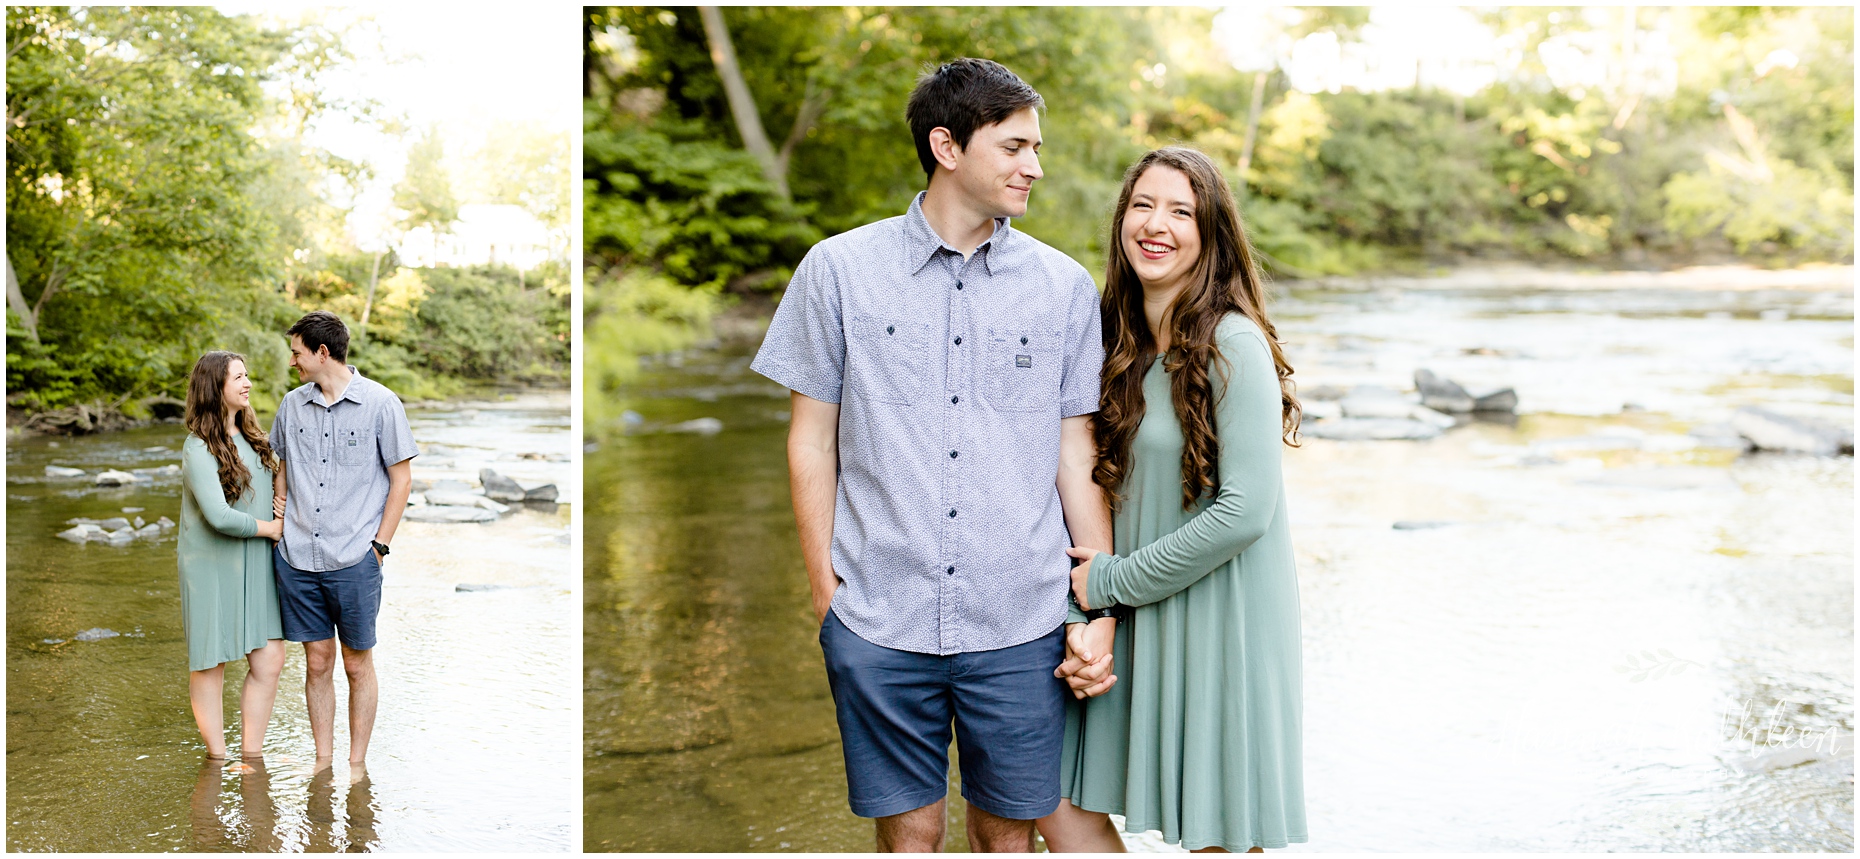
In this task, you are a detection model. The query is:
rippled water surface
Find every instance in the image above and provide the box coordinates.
[7,390,577,852]
[585,280,1852,852]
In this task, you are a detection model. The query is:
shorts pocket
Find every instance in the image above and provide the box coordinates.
[984,328,1062,412]
[849,317,931,405]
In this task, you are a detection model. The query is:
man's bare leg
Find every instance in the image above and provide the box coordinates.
[303,639,338,759]
[1036,799,1125,852]
[966,803,1037,853]
[876,799,945,852]
[340,644,377,763]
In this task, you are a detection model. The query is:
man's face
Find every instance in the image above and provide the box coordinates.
[950,107,1043,219]
[287,335,327,380]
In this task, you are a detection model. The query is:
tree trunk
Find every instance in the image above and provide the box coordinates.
[5,253,37,342]
[1235,71,1269,205]
[357,250,384,343]
[698,6,790,201]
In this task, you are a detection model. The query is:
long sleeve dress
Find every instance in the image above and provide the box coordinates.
[178,433,283,672]
[1061,314,1307,852]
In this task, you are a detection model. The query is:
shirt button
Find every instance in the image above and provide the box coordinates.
[886,325,895,335]
[947,566,955,575]
[948,509,957,518]
[950,450,958,458]
[953,336,961,345]
[1021,336,1028,345]
[950,395,959,404]
[955,281,963,290]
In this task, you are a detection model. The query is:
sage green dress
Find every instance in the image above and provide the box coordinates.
[179,433,282,672]
[1061,315,1307,851]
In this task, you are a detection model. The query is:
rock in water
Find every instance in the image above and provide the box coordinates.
[1471,388,1519,413]
[403,505,498,523]
[1732,407,1850,456]
[426,490,510,513]
[1304,418,1443,441]
[1414,369,1475,413]
[45,466,86,479]
[479,469,527,502]
[157,516,176,531]
[430,479,475,494]
[455,583,513,592]
[99,517,132,532]
[522,482,559,502]
[56,526,92,542]
[73,628,119,641]
[1393,520,1453,530]
[95,470,138,486]
[135,524,161,538]
[666,417,724,435]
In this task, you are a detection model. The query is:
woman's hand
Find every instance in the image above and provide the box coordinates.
[256,518,283,542]
[1056,617,1118,699]
[1065,546,1102,609]
[272,495,286,520]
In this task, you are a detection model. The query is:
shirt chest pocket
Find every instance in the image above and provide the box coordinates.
[335,426,374,467]
[984,328,1063,412]
[848,317,931,405]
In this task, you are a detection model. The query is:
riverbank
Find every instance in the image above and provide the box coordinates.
[5,383,570,441]
[1287,262,1855,292]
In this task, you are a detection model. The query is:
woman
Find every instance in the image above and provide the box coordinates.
[1040,147,1306,853]
[179,351,287,764]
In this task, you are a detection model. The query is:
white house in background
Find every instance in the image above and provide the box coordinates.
[395,203,565,269]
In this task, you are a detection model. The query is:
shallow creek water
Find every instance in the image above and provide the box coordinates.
[585,280,1852,852]
[7,390,577,852]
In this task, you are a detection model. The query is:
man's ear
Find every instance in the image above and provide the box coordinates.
[928,126,963,174]
[315,344,332,361]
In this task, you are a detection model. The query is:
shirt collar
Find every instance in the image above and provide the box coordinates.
[903,191,1012,277]
[300,366,367,408]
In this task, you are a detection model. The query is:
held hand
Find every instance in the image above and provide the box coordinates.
[1065,546,1103,610]
[272,495,286,520]
[257,518,283,542]
[1055,617,1118,699]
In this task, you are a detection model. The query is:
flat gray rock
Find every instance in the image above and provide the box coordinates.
[430,479,475,493]
[73,628,119,641]
[98,517,132,531]
[1415,369,1475,413]
[521,482,559,502]
[44,466,86,479]
[480,469,527,502]
[665,417,724,435]
[1732,407,1852,456]
[1392,520,1453,530]
[94,470,139,486]
[425,490,508,512]
[403,505,498,523]
[1305,418,1443,441]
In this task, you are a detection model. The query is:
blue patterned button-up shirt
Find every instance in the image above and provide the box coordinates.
[752,192,1104,655]
[270,368,420,572]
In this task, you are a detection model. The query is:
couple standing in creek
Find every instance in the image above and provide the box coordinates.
[752,58,1305,852]
[178,310,416,780]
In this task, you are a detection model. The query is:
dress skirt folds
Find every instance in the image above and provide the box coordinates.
[178,433,283,672]
[1061,315,1307,852]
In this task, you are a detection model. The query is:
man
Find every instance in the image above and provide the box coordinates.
[270,310,418,764]
[751,58,1118,853]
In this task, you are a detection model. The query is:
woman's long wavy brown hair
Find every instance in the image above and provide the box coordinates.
[1093,147,1301,510]
[184,351,279,504]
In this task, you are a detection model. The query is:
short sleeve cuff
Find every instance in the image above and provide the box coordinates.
[751,356,842,405]
[1086,552,1124,610]
[1060,396,1099,419]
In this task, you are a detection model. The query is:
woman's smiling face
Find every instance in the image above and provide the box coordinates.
[221,358,251,412]
[1120,164,1202,294]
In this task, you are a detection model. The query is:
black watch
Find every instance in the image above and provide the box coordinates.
[371,539,391,558]
[1069,590,1117,622]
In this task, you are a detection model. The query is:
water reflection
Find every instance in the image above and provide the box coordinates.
[586,282,1851,852]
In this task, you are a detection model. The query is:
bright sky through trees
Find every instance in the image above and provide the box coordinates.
[213,3,578,249]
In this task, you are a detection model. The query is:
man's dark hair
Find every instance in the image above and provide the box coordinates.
[288,310,350,363]
[905,58,1045,183]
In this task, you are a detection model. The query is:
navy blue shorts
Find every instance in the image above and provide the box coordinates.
[274,546,382,651]
[819,611,1067,820]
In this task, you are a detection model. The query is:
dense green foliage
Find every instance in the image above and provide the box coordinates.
[6,7,570,416]
[584,6,1853,309]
